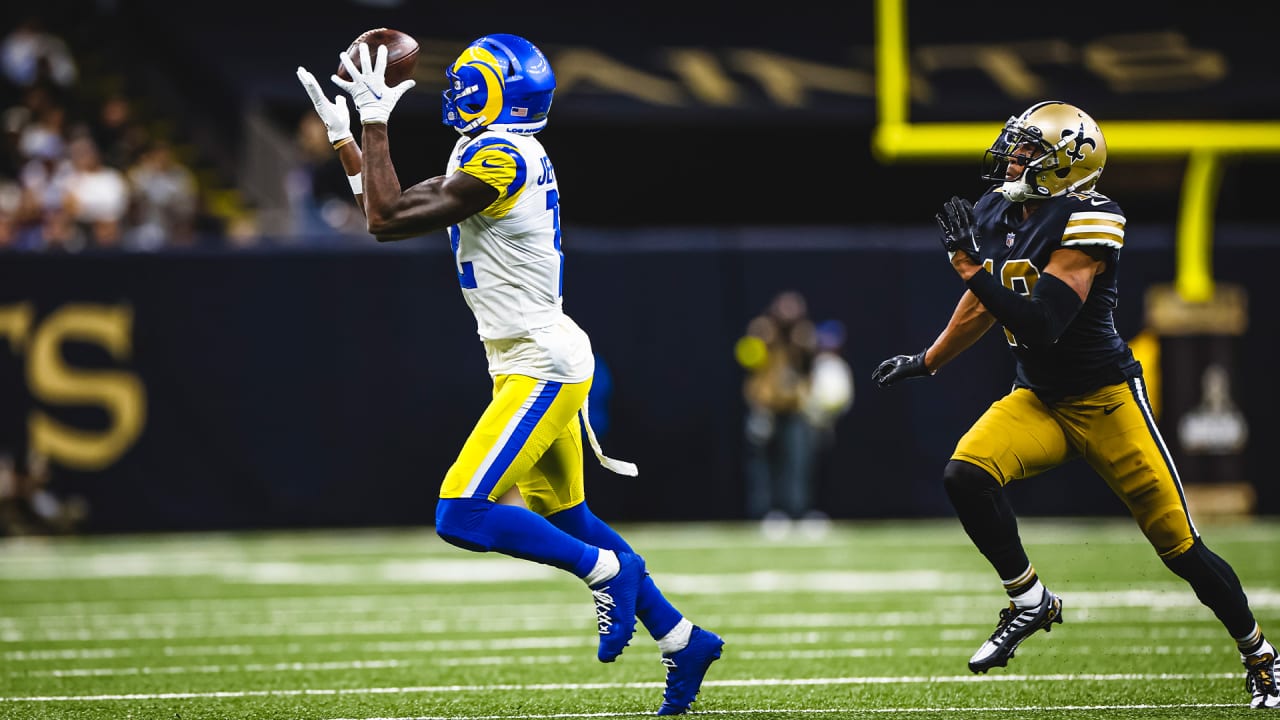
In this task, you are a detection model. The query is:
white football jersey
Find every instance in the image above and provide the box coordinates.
[446,130,593,382]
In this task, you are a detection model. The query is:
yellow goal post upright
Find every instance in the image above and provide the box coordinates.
[869,0,1280,303]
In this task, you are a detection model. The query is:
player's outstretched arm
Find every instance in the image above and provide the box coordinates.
[925,290,996,369]
[873,290,994,388]
[326,41,494,240]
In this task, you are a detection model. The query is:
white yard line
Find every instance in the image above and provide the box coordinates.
[0,602,1261,643]
[11,644,1227,678]
[0,673,1243,703]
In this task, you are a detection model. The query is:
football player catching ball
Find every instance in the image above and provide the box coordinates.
[296,34,723,715]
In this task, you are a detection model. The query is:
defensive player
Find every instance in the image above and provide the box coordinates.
[872,100,1278,709]
[295,34,723,714]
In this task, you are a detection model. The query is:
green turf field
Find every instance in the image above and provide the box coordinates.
[1,517,1276,719]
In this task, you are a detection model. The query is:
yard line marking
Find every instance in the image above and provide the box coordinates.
[6,593,1273,640]
[1,520,1273,569]
[0,673,1242,702]
[0,609,1249,645]
[4,636,592,662]
[3,586,1276,622]
[17,659,409,677]
[11,645,1224,677]
[4,602,1270,643]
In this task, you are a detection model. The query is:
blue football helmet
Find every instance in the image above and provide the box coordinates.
[442,34,555,135]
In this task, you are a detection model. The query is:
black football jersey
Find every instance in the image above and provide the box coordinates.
[970,186,1141,402]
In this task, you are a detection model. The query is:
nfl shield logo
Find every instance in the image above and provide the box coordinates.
[1005,232,1016,247]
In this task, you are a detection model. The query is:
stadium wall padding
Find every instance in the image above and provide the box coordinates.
[0,224,1274,533]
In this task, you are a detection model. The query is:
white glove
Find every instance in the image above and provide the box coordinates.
[296,66,352,145]
[331,42,416,126]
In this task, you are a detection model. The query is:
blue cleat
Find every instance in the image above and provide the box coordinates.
[656,626,724,715]
[592,551,646,662]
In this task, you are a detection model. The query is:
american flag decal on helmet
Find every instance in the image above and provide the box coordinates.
[512,107,528,117]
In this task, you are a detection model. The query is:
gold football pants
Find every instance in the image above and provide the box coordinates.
[952,378,1196,558]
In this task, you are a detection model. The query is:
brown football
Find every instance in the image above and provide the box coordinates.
[336,28,420,85]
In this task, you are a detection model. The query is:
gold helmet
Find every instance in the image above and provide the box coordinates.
[981,101,1107,202]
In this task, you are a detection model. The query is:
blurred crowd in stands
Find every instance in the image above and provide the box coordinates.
[0,13,249,253]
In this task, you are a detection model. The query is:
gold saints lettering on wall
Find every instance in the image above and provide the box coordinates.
[534,30,1221,110]
[0,302,147,471]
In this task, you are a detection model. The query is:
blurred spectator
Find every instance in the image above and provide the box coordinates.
[14,112,72,249]
[15,86,68,166]
[0,83,63,176]
[62,134,128,250]
[0,449,88,536]
[287,112,362,239]
[0,316,86,535]
[804,320,854,429]
[1,106,24,177]
[224,212,263,249]
[39,206,87,253]
[803,319,854,528]
[0,180,28,250]
[736,290,822,537]
[0,14,78,93]
[92,91,149,171]
[125,138,199,250]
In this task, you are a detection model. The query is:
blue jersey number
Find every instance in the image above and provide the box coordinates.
[448,188,562,295]
[548,189,563,298]
[449,225,477,289]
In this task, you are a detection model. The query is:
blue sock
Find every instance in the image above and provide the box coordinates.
[436,497,597,577]
[548,502,683,639]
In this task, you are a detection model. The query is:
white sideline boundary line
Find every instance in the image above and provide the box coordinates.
[0,672,1240,702]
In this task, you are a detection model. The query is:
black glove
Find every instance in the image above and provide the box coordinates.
[871,349,932,388]
[935,196,981,263]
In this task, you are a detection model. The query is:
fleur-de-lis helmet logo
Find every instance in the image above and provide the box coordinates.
[1063,122,1097,165]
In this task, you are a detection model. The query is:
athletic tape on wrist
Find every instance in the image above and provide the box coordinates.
[347,172,362,195]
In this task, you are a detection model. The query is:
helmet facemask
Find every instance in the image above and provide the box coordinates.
[442,63,500,134]
[982,102,1106,202]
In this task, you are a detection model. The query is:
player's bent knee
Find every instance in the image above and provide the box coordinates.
[942,459,1000,498]
[1140,507,1197,559]
[435,497,495,553]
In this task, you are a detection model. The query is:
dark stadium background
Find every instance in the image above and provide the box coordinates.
[0,0,1275,533]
